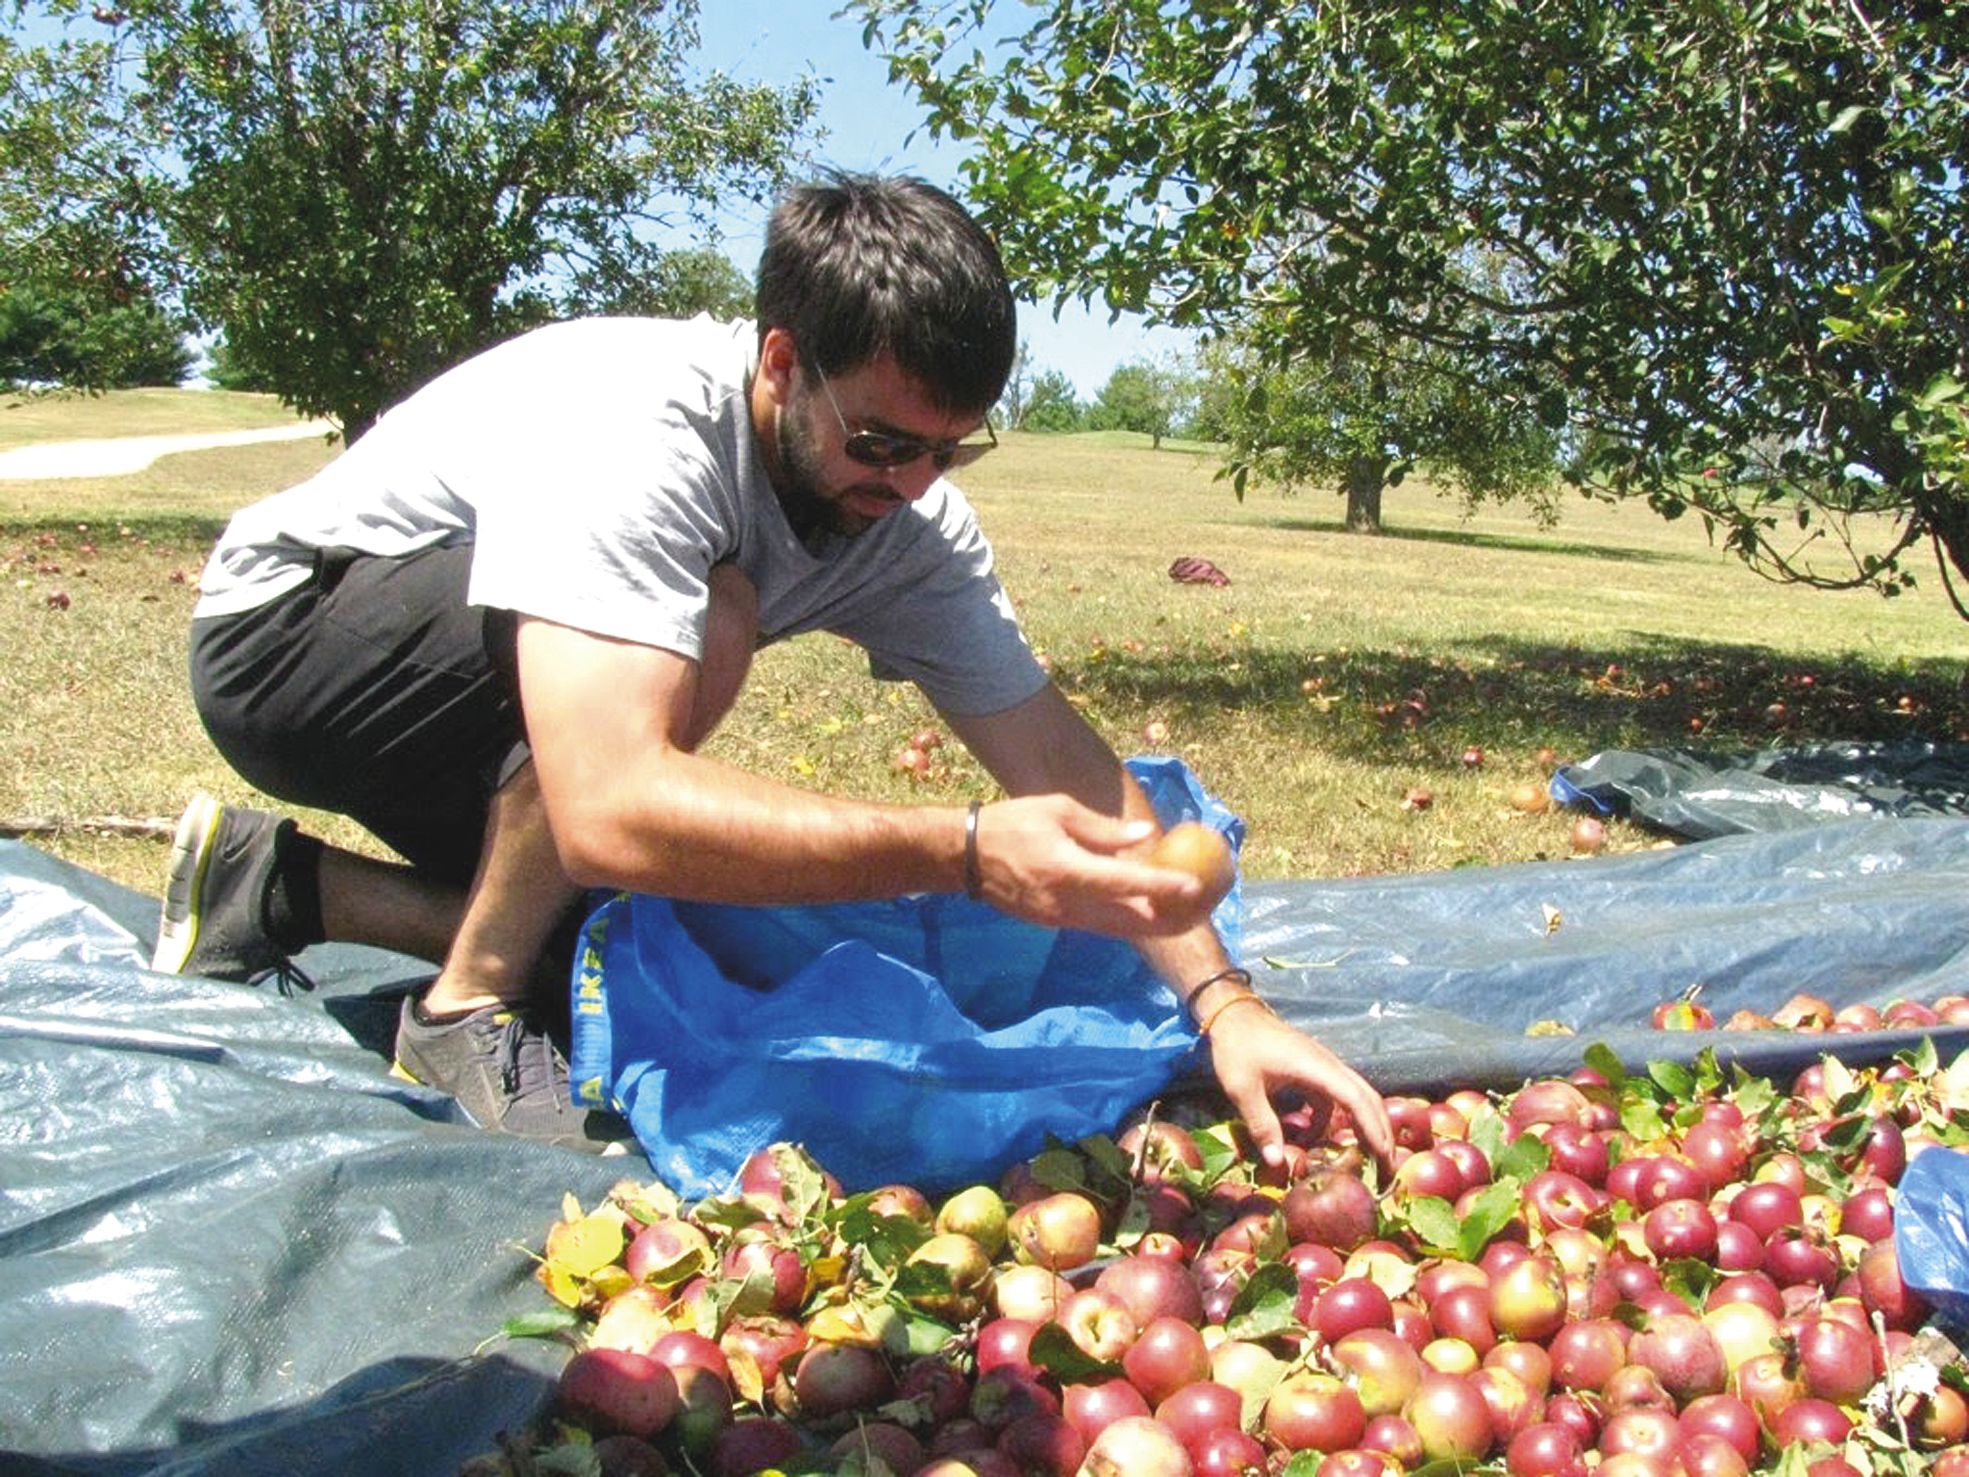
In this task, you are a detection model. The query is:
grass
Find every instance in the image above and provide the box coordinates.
[3,391,1964,896]
[0,386,319,450]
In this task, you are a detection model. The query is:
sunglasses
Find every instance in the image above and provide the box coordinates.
[808,361,998,472]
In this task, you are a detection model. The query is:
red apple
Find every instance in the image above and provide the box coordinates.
[1283,1172,1380,1252]
[1097,1252,1206,1328]
[1315,1277,1396,1343]
[1124,1316,1213,1406]
[1266,1371,1369,1453]
[1548,1318,1629,1393]
[1490,1254,1568,1342]
[1332,1329,1426,1416]
[1407,1370,1495,1462]
[557,1348,680,1438]
[1010,1192,1103,1272]
[996,1412,1085,1475]
[1507,1421,1586,1477]
[1063,1377,1153,1449]
[1629,1314,1726,1403]
[791,1341,893,1419]
[1156,1380,1245,1455]
[1059,1287,1141,1363]
[1077,1414,1194,1476]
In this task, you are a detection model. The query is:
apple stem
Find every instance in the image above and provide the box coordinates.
[1874,1309,1916,1451]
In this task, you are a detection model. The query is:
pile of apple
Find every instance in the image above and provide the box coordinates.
[1650,992,1969,1034]
[466,1039,1969,1477]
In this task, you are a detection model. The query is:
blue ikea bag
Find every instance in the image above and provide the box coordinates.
[1896,1144,1969,1330]
[567,758,1242,1198]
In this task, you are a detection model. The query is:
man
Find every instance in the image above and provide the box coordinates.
[155,171,1393,1167]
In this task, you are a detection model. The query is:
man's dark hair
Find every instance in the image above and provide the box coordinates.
[756,171,1017,416]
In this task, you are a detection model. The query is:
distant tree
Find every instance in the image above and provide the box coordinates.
[8,0,816,438]
[857,1,1969,615]
[996,338,1034,428]
[0,275,191,389]
[1214,321,1560,532]
[204,335,278,394]
[1088,360,1192,448]
[586,246,755,322]
[1021,368,1082,432]
[1,26,180,390]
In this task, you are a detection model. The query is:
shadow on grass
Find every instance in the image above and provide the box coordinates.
[1060,632,1968,767]
[0,511,229,547]
[1247,514,1682,565]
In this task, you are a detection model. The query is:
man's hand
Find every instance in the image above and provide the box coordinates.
[1202,1002,1396,1175]
[971,794,1217,937]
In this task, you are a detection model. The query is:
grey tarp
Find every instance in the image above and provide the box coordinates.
[1552,739,1969,841]
[4,814,1968,1473]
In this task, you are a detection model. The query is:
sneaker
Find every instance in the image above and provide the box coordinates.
[151,792,296,983]
[392,996,634,1154]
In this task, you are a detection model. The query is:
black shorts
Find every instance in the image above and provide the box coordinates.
[188,544,523,884]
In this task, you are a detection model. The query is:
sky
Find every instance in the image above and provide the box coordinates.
[682,6,1197,399]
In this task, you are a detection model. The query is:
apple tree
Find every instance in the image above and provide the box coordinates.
[10,0,816,437]
[1020,367,1083,432]
[1088,359,1192,448]
[853,1,1969,613]
[1208,319,1561,533]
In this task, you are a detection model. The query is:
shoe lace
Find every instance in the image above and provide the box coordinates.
[492,1010,563,1106]
[244,957,318,998]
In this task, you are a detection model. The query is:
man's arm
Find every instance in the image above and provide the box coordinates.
[944,683,1395,1170]
[514,616,1206,936]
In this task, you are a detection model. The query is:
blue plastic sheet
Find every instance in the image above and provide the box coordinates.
[566,757,1242,1198]
[1897,1144,1969,1331]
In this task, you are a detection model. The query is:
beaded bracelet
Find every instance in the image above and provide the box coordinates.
[963,798,984,901]
[1196,990,1277,1037]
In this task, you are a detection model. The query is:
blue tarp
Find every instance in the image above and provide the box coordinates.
[3,803,1968,1471]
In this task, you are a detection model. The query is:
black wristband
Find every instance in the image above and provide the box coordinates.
[964,799,984,901]
[1185,966,1254,1024]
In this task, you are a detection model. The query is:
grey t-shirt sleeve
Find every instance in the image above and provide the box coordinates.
[466,415,739,662]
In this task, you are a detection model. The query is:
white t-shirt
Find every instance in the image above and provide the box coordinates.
[196,316,1049,717]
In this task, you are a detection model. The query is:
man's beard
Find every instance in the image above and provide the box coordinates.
[773,397,886,547]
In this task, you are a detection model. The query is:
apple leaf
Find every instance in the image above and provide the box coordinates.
[1467,1106,1508,1165]
[535,1258,585,1309]
[697,1196,768,1233]
[1658,1257,1716,1309]
[1621,1088,1671,1142]
[1647,1059,1696,1100]
[834,1205,931,1272]
[1457,1179,1526,1263]
[500,1306,582,1341]
[1077,1131,1135,1188]
[544,1214,627,1279]
[1493,1129,1549,1183]
[770,1144,833,1225]
[1028,1319,1122,1383]
[1280,1455,1324,1477]
[531,1443,604,1477]
[1402,1194,1462,1253]
[1731,1067,1777,1118]
[1691,1047,1725,1098]
[612,1179,680,1227]
[724,1343,766,1405]
[1225,1261,1301,1342]
[587,1265,634,1302]
[1583,1041,1628,1092]
[1029,1145,1088,1193]
[1193,1122,1244,1184]
[1898,1036,1940,1078]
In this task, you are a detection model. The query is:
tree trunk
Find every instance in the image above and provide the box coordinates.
[1344,454,1386,533]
